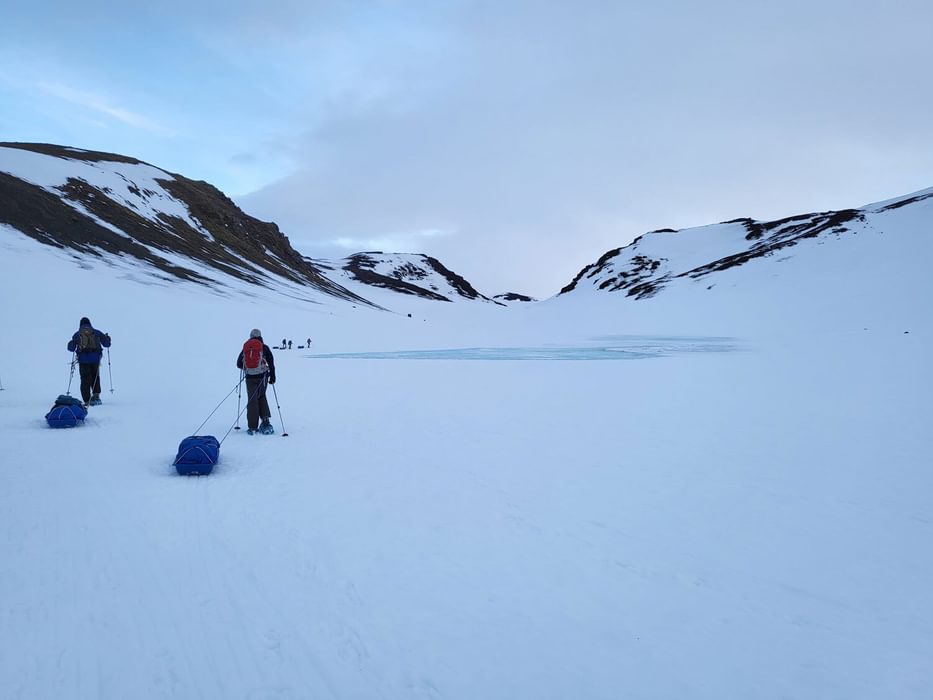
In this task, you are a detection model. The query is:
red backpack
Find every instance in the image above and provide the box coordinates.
[242,338,267,375]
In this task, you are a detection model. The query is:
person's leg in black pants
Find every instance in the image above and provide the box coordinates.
[78,363,99,404]
[245,374,269,431]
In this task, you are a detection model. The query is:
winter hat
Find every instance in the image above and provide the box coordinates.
[250,328,262,338]
[80,317,91,326]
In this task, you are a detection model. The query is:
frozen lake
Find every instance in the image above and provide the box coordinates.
[307,335,741,361]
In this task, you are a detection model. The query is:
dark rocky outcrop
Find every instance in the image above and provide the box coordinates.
[343,252,498,303]
[493,292,536,302]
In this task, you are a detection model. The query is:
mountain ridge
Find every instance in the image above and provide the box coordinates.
[0,142,513,307]
[3,141,931,310]
[557,185,933,301]
[0,142,371,304]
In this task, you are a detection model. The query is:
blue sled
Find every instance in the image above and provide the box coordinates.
[46,398,88,428]
[174,435,220,476]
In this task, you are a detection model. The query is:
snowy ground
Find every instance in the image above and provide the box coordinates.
[1,227,932,699]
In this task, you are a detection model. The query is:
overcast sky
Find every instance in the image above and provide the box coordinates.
[3,1,932,297]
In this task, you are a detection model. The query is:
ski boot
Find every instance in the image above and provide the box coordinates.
[89,394,102,406]
[259,419,275,435]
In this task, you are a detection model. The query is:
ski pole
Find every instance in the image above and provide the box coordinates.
[107,348,114,393]
[66,353,77,395]
[234,369,243,430]
[271,383,288,437]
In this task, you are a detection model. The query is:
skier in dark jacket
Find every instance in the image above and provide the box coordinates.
[236,328,276,434]
[66,317,111,406]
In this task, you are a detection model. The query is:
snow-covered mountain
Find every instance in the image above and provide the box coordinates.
[559,186,933,302]
[10,141,928,318]
[317,251,501,304]
[0,142,372,304]
[493,292,537,303]
[0,143,500,309]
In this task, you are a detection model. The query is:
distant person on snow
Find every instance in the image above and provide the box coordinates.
[281,337,286,349]
[306,337,311,347]
[67,317,111,407]
[287,339,292,350]
[236,329,276,435]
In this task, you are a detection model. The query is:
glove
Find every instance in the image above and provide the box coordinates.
[269,378,276,385]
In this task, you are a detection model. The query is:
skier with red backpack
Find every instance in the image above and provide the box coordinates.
[236,328,276,435]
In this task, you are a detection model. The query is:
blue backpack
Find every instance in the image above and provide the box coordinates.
[46,395,87,428]
[174,435,220,475]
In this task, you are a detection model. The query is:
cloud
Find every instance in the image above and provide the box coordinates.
[296,227,457,255]
[239,0,933,297]
[230,152,260,166]
[5,1,933,298]
[418,228,453,239]
[38,82,175,137]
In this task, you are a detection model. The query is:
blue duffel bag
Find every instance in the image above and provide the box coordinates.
[174,435,220,475]
[46,395,88,428]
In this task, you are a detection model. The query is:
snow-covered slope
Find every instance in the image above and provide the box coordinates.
[541,185,933,344]
[0,144,503,309]
[0,143,368,304]
[560,186,933,304]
